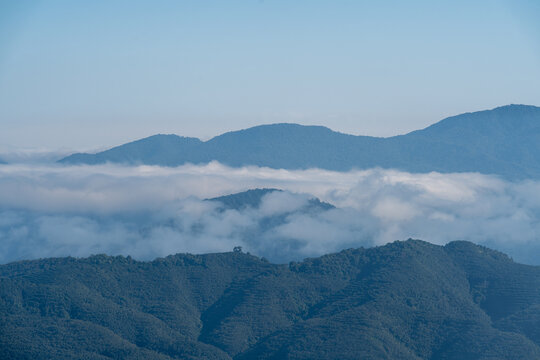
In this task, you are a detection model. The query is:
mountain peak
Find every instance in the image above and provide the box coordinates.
[492,103,540,111]
[207,188,335,212]
[207,123,340,143]
[207,188,282,210]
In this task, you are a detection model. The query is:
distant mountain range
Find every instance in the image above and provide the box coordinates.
[58,104,540,179]
[3,240,540,359]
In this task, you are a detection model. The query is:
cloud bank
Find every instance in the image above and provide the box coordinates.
[1,162,540,264]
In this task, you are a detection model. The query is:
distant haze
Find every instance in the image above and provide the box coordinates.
[1,1,540,149]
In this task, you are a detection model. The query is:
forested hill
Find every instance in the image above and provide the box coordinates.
[207,188,334,212]
[3,240,540,359]
[58,105,540,179]
[208,188,283,209]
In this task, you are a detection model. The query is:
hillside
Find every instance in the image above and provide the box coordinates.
[3,240,540,359]
[58,105,540,179]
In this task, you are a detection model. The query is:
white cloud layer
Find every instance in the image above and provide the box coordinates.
[1,162,540,264]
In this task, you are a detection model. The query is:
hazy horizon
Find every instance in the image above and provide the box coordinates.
[2,1,540,149]
[1,103,537,156]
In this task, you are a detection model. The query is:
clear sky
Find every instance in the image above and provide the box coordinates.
[1,0,539,150]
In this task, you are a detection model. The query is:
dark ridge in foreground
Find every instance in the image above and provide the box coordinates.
[2,240,540,359]
[58,105,540,179]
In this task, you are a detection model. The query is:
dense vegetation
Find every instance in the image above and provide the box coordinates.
[2,240,540,359]
[59,105,540,179]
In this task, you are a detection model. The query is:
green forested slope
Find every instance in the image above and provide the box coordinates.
[2,240,540,359]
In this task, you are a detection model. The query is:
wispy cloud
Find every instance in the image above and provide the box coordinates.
[1,162,540,264]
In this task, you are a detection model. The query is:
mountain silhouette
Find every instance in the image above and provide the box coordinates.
[59,105,540,179]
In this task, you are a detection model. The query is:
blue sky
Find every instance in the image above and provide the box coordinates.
[1,0,539,150]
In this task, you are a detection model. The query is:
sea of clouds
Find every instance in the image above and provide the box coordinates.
[1,161,540,264]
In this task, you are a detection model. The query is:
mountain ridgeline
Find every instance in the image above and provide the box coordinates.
[59,105,540,179]
[207,188,334,212]
[3,240,540,359]
[208,188,285,210]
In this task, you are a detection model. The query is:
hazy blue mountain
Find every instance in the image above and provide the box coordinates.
[208,188,283,210]
[59,134,204,166]
[207,188,334,212]
[59,105,540,179]
[3,240,540,359]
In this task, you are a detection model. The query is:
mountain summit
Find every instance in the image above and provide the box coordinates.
[59,105,540,179]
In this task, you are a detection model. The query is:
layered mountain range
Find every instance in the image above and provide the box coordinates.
[59,105,540,179]
[4,105,540,358]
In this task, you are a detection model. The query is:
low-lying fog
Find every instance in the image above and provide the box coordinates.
[1,162,540,264]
